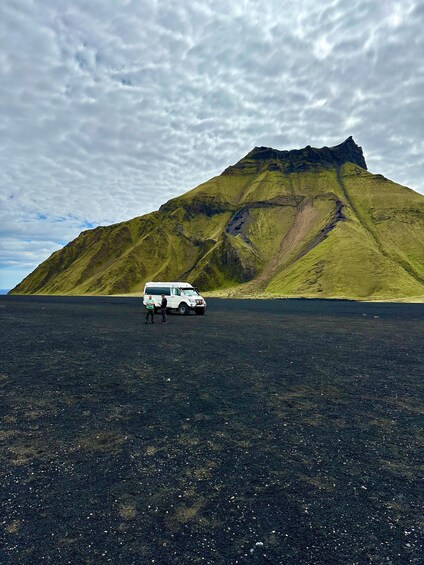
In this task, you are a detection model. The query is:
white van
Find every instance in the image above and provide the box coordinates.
[143,282,207,315]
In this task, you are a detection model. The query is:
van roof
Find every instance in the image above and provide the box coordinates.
[144,281,193,286]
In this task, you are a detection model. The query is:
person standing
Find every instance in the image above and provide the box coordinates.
[145,295,155,324]
[160,294,168,323]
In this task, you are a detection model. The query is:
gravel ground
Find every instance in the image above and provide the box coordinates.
[1,296,423,564]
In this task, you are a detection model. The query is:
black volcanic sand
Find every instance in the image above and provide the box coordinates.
[1,297,423,564]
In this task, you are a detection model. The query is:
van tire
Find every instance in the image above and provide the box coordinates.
[178,303,190,316]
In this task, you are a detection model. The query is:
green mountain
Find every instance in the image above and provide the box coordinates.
[10,137,424,300]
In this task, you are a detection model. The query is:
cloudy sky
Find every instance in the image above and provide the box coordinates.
[1,0,423,289]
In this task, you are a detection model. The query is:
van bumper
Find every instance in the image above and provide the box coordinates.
[191,304,206,313]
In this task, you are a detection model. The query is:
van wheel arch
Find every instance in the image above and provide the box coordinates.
[178,302,190,316]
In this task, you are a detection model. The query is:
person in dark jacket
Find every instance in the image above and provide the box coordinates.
[160,294,168,323]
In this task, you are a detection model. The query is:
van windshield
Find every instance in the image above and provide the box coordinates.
[181,288,198,296]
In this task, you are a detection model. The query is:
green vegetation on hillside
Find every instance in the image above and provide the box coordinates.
[10,138,424,300]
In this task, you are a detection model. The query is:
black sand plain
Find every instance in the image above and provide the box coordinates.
[1,296,423,564]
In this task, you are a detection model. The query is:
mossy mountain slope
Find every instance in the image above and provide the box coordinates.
[10,137,424,300]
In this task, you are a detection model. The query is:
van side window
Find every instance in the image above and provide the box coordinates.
[145,286,171,295]
[172,287,181,296]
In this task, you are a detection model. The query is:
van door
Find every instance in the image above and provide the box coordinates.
[170,286,181,309]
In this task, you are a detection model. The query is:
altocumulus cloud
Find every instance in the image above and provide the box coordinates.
[1,0,423,288]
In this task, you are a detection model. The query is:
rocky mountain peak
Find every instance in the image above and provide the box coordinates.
[234,137,367,173]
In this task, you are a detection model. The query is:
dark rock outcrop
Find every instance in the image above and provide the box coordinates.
[225,136,367,175]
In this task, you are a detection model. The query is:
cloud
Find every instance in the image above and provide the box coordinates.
[1,0,423,286]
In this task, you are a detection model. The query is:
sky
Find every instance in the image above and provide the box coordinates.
[1,0,424,289]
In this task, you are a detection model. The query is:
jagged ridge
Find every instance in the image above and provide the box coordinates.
[223,136,367,175]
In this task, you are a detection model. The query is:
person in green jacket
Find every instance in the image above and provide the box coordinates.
[145,295,155,324]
